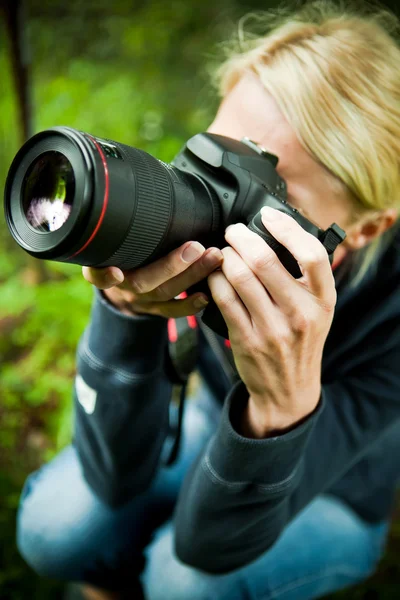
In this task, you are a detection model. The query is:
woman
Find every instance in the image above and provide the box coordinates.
[17,1,400,599]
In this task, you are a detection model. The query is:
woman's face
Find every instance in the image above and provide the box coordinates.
[207,73,354,264]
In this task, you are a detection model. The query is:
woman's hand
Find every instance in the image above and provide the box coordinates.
[208,207,337,438]
[82,241,223,319]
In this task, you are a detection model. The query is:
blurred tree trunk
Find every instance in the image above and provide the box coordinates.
[2,0,32,140]
[1,0,49,283]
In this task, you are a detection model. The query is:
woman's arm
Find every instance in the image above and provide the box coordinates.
[174,343,400,573]
[73,242,223,506]
[73,290,172,507]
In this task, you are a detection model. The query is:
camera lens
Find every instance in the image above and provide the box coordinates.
[5,127,220,268]
[22,151,75,233]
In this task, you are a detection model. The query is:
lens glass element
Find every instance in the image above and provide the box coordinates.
[22,151,75,232]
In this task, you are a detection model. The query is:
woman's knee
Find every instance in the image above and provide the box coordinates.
[144,496,389,600]
[144,523,241,600]
[17,446,111,580]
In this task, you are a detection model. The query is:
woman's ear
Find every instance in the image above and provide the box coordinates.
[344,208,398,250]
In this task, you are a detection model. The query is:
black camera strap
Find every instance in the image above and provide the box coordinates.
[321,223,347,255]
[163,310,241,466]
[163,314,199,466]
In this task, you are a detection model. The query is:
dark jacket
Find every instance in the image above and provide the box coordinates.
[73,226,400,574]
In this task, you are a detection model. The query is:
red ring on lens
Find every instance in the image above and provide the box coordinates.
[67,135,109,259]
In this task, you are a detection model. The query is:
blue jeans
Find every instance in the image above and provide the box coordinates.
[17,383,389,599]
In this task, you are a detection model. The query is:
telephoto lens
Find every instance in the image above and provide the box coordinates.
[4,127,220,269]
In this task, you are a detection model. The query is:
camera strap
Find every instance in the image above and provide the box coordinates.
[321,223,347,255]
[163,310,199,466]
[163,308,241,466]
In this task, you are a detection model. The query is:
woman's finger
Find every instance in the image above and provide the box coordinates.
[224,223,305,312]
[147,248,223,302]
[220,246,275,323]
[122,241,206,294]
[260,207,336,304]
[82,266,124,290]
[208,269,251,333]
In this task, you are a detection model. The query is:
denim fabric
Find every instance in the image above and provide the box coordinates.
[17,383,389,598]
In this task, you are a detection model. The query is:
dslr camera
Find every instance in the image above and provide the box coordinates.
[4,128,345,337]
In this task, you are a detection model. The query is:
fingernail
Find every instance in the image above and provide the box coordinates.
[261,206,282,220]
[194,296,209,309]
[107,267,124,285]
[182,242,205,263]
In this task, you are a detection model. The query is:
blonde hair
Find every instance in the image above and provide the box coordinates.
[214,0,400,284]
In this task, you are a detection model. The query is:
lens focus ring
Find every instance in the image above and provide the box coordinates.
[101,144,173,270]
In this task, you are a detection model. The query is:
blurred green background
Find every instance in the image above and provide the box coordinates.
[0,0,399,598]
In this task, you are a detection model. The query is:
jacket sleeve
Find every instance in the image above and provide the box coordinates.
[174,327,400,574]
[73,290,173,507]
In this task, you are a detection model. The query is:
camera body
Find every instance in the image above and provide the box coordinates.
[174,133,288,234]
[172,133,345,336]
[174,133,344,262]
